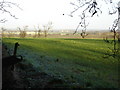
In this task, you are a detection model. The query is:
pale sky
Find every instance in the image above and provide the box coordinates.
[0,0,120,31]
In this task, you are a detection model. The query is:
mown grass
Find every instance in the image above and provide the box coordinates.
[2,37,119,88]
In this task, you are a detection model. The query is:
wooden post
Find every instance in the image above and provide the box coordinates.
[13,42,19,56]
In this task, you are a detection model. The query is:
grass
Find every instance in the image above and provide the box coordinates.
[2,37,119,88]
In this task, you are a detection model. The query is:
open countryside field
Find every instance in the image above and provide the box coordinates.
[2,38,119,88]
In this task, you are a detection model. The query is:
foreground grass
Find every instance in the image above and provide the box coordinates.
[2,38,119,88]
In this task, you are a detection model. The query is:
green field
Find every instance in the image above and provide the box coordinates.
[2,38,119,88]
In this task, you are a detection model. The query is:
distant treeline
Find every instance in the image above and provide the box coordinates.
[1,30,117,39]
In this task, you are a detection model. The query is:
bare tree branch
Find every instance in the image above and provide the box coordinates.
[70,0,118,37]
[0,0,22,23]
[0,18,7,23]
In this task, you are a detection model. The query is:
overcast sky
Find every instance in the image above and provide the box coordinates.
[0,0,120,31]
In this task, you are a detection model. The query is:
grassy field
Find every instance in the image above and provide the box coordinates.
[2,37,119,88]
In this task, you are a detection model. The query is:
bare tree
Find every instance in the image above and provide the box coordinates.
[7,31,15,38]
[0,0,22,23]
[69,0,118,38]
[43,22,53,37]
[1,27,6,37]
[103,2,120,58]
[38,29,41,37]
[104,16,120,58]
[18,26,28,38]
[33,26,38,38]
[34,25,42,38]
